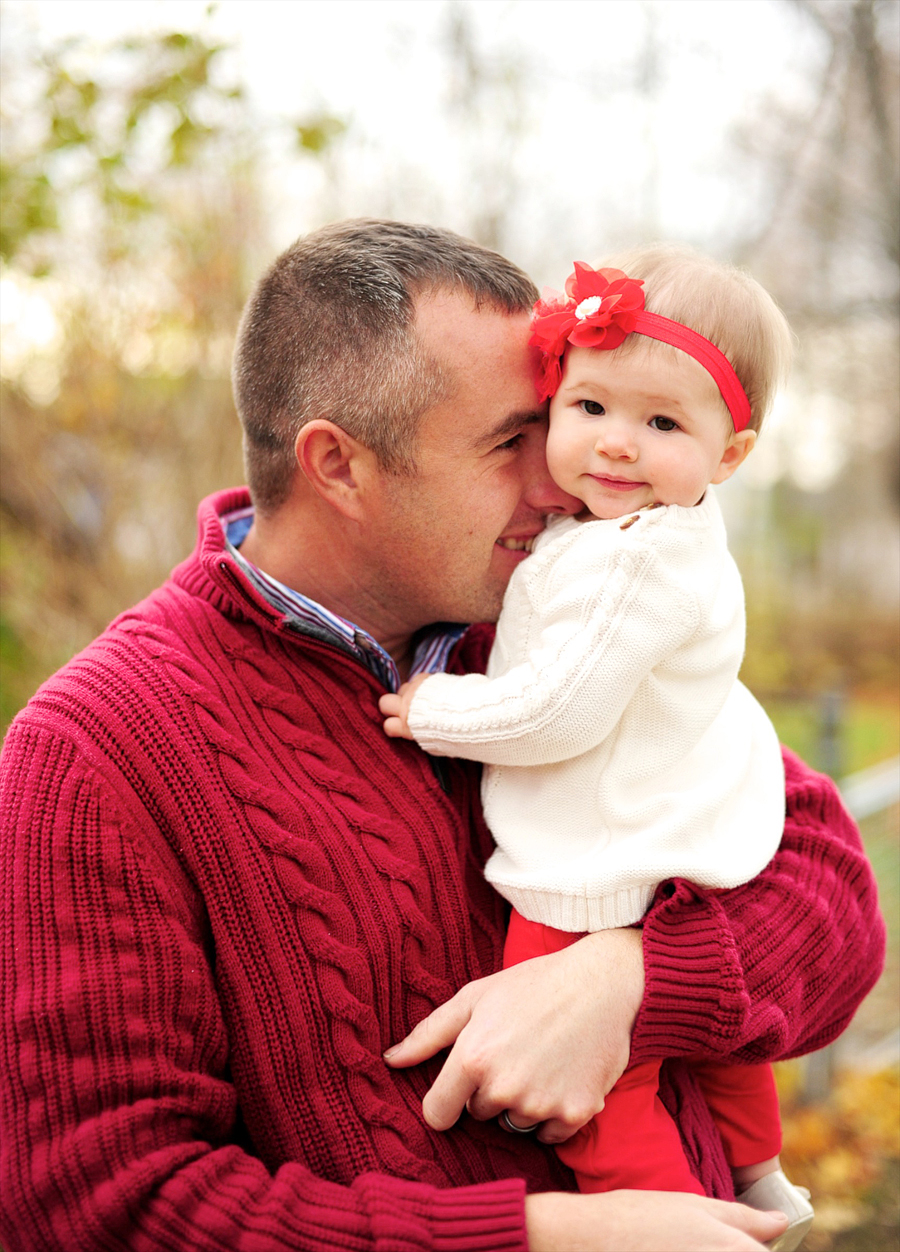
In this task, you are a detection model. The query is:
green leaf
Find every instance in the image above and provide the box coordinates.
[294,115,346,153]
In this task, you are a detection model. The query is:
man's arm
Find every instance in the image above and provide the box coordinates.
[632,747,885,1066]
[386,749,885,1140]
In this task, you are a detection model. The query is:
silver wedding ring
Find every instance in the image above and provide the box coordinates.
[499,1109,541,1134]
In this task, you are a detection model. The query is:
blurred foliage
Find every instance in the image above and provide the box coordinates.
[780,1068,899,1203]
[734,0,900,735]
[1,27,244,274]
[763,695,899,778]
[777,1066,900,1251]
[743,605,900,704]
[0,19,344,731]
[295,115,347,154]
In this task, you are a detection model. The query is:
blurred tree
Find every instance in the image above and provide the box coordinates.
[733,0,899,700]
[0,20,344,732]
[745,0,898,308]
[442,1,529,254]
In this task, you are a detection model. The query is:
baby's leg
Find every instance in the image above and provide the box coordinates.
[557,1059,706,1195]
[689,1060,782,1185]
[691,1060,814,1250]
[503,911,704,1195]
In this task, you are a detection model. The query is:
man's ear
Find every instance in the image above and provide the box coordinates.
[294,420,376,520]
[711,429,757,485]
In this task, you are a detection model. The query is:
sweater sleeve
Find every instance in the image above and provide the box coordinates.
[0,722,528,1252]
[631,748,886,1067]
[408,539,698,766]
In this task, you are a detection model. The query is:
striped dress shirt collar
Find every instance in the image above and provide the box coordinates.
[222,504,466,693]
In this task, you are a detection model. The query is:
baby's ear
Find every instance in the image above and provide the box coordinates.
[711,429,756,485]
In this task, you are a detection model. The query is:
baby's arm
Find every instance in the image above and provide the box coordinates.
[384,543,699,767]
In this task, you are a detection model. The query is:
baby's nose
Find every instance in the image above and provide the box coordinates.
[595,424,638,459]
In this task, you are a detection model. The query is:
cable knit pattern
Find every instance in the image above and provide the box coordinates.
[0,487,885,1252]
[408,492,786,931]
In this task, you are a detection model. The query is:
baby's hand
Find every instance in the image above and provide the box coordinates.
[379,673,430,739]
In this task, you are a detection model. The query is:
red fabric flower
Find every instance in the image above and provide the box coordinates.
[529,263,646,401]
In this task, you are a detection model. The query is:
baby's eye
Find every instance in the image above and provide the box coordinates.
[650,416,680,432]
[579,400,605,416]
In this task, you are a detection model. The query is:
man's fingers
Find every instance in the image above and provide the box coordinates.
[700,1197,788,1244]
[536,1111,596,1144]
[384,991,483,1131]
[422,1060,480,1131]
[383,990,474,1068]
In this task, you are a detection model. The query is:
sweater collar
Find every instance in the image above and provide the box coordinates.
[176,488,466,693]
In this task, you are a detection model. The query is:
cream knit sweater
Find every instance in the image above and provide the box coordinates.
[407,490,785,932]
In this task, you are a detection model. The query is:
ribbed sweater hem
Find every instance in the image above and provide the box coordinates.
[488,881,654,931]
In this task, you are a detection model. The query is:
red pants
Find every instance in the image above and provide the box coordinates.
[504,910,782,1194]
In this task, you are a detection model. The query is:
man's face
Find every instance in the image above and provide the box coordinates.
[365,290,580,632]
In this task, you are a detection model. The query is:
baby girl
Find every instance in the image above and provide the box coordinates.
[380,245,814,1252]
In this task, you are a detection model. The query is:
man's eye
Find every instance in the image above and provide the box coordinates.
[496,433,525,451]
[650,416,679,432]
[579,400,605,416]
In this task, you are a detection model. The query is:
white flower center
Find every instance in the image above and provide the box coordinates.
[575,296,604,320]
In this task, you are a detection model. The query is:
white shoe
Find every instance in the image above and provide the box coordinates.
[735,1169,814,1252]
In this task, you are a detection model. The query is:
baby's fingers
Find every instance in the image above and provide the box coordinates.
[379,693,403,716]
[383,716,413,739]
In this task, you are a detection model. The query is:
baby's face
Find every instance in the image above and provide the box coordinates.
[546,343,755,520]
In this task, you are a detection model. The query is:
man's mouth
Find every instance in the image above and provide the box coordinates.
[495,536,536,553]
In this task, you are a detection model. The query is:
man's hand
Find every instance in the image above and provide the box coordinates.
[384,928,643,1143]
[525,1190,788,1252]
[379,673,430,739]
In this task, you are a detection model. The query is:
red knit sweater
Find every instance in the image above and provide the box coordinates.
[0,488,885,1252]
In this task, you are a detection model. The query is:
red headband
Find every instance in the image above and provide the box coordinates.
[529,262,752,433]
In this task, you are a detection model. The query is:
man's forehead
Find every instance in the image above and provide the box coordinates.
[413,288,531,355]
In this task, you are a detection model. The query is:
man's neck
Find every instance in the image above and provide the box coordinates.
[238,506,417,676]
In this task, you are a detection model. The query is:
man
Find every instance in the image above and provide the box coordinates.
[1,220,883,1252]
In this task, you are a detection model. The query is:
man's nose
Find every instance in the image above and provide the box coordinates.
[520,435,582,516]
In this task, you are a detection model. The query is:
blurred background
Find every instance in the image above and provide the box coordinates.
[1,1,897,1245]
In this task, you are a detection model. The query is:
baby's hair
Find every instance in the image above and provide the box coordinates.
[596,244,793,433]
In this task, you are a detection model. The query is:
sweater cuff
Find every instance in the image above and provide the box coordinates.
[431,1179,528,1251]
[353,1174,528,1252]
[630,879,749,1063]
